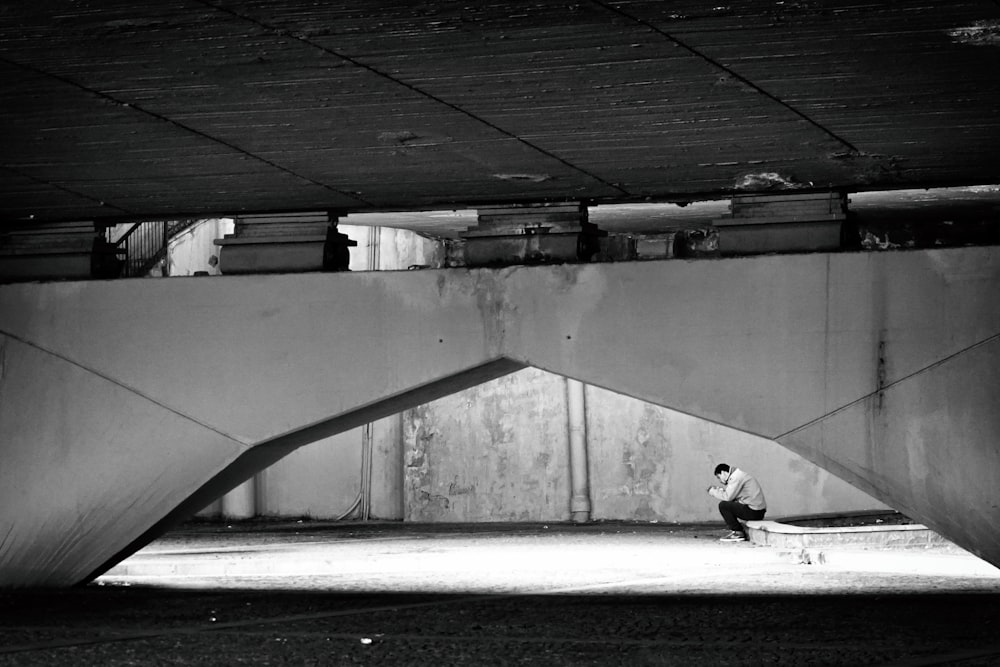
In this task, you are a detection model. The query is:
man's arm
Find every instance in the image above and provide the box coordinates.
[712,477,747,502]
[725,478,747,501]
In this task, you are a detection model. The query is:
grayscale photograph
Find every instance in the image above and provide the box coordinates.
[1,1,999,664]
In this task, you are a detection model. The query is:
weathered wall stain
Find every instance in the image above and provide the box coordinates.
[403,367,570,521]
[404,404,442,520]
[416,490,450,513]
[471,268,519,357]
[448,476,475,495]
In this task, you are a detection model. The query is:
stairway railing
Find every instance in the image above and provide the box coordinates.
[111,219,198,278]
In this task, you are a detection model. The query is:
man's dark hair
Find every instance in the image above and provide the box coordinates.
[714,463,730,476]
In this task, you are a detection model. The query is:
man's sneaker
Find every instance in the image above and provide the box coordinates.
[720,531,747,542]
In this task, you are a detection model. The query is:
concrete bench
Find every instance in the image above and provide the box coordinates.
[746,519,948,550]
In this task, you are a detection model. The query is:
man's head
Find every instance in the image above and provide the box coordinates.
[714,463,731,483]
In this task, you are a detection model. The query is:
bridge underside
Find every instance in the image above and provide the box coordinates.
[0,246,998,587]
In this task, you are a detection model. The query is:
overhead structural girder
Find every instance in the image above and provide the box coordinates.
[0,247,998,587]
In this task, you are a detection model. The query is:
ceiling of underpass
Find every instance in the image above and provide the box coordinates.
[2,1,1000,232]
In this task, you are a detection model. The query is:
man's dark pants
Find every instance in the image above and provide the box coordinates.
[718,501,766,536]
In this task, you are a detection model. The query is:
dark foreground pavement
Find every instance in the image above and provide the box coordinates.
[2,521,999,666]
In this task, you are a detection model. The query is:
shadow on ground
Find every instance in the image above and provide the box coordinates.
[3,587,1000,666]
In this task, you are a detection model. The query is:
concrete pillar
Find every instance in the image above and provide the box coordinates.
[370,415,405,520]
[220,478,256,520]
[566,378,592,523]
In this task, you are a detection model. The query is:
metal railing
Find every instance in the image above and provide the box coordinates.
[111,219,198,278]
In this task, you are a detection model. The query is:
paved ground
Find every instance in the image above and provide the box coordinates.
[2,521,1000,665]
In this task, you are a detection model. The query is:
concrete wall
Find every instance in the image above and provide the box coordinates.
[255,417,403,520]
[584,382,884,522]
[346,225,445,273]
[403,367,884,523]
[168,218,233,277]
[257,429,362,518]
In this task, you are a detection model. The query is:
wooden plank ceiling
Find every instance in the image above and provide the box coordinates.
[1,0,999,226]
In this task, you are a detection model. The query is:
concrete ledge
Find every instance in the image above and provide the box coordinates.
[747,519,949,549]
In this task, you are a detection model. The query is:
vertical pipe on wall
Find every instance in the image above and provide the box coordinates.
[360,422,373,520]
[566,378,592,523]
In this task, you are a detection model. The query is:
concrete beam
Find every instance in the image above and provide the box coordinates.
[0,246,997,586]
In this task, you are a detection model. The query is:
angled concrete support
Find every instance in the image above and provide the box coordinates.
[500,248,1000,567]
[0,272,525,587]
[1,246,998,586]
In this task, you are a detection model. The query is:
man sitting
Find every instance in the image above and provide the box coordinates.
[707,463,767,542]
